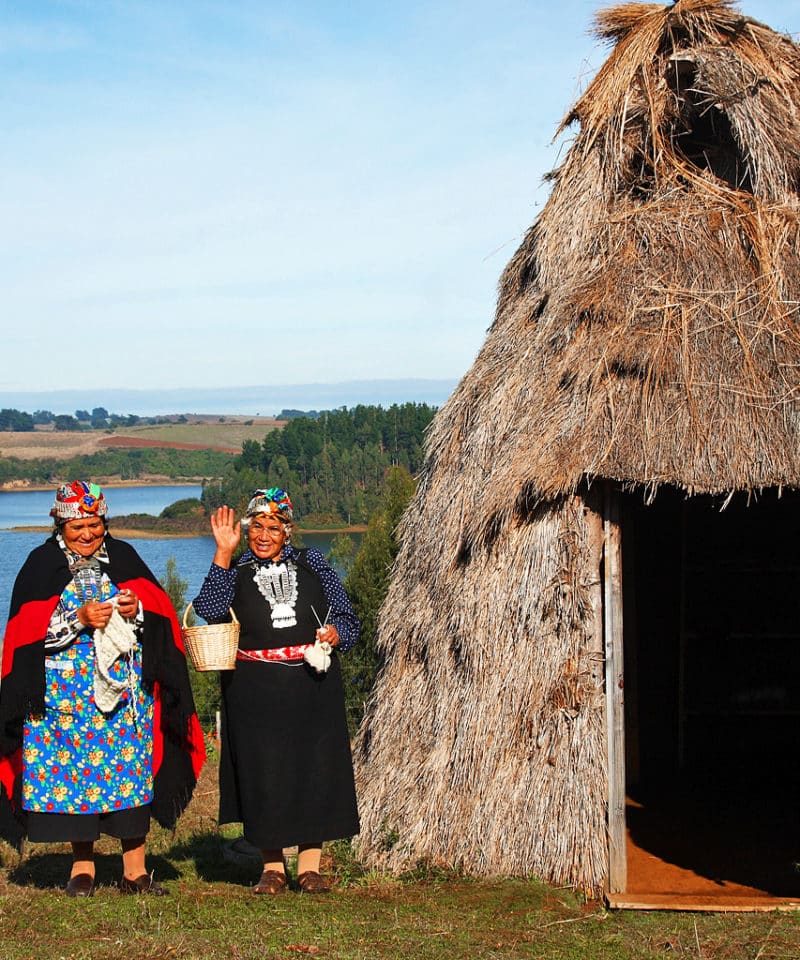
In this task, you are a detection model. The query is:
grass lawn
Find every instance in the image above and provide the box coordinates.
[1,746,797,960]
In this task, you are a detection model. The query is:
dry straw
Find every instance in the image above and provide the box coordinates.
[181,604,239,671]
[353,0,800,896]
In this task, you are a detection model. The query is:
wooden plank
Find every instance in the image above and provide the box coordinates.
[604,482,627,894]
[582,489,605,692]
[620,497,640,786]
[607,893,800,913]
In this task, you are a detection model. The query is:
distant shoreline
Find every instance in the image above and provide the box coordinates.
[3,524,368,539]
[0,479,203,493]
[0,477,367,539]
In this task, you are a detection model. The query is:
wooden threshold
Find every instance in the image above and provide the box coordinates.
[607,893,800,912]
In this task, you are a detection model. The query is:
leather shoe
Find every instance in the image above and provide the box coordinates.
[66,873,95,898]
[253,869,288,895]
[119,874,167,896]
[298,870,330,894]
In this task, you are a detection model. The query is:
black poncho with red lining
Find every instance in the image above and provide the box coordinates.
[0,533,205,847]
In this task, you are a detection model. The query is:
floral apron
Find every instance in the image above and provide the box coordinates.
[21,577,154,815]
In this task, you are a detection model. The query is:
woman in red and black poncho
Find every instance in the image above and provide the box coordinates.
[0,481,205,897]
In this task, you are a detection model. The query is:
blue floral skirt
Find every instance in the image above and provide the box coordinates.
[22,632,154,817]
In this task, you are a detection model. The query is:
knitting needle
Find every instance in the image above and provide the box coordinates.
[310,604,332,627]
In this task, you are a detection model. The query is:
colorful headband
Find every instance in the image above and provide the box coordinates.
[50,480,108,520]
[245,487,293,521]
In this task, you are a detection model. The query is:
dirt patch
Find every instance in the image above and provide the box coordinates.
[625,789,800,902]
[98,436,239,453]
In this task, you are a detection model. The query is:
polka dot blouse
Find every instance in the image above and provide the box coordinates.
[192,545,360,653]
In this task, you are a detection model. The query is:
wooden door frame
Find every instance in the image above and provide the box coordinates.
[604,482,627,894]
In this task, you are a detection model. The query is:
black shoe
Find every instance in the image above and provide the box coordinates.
[119,874,167,896]
[66,873,95,898]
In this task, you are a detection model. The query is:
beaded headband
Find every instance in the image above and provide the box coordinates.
[245,487,293,522]
[50,480,108,520]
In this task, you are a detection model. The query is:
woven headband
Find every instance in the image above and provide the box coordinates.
[50,480,108,520]
[245,487,293,521]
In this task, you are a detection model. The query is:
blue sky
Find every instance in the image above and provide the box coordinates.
[1,0,796,397]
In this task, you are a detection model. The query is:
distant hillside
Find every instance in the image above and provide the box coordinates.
[0,379,458,417]
[0,419,282,461]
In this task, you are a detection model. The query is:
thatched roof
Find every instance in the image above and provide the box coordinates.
[435,0,800,551]
[354,1,800,893]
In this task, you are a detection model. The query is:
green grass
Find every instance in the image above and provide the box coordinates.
[1,751,797,960]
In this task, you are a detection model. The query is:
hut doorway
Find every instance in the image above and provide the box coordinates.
[611,486,800,908]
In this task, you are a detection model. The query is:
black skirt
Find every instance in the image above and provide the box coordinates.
[218,560,359,849]
[26,805,151,843]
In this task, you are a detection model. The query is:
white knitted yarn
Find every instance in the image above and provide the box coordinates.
[93,608,137,714]
[303,638,332,674]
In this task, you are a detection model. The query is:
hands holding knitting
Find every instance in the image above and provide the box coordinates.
[77,601,114,629]
[115,588,139,620]
[315,623,340,648]
[77,587,139,629]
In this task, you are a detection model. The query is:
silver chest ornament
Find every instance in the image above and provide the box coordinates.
[252,561,298,628]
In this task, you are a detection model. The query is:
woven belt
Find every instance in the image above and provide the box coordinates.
[236,643,315,664]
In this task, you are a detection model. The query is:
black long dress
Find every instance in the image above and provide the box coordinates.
[219,558,359,849]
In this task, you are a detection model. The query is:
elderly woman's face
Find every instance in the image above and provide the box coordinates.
[62,517,106,557]
[248,514,287,561]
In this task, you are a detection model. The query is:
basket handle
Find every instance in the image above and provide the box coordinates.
[182,602,239,627]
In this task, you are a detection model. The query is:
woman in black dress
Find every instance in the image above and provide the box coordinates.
[192,488,359,894]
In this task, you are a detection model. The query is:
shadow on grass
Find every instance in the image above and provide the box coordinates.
[7,830,364,893]
[8,830,263,891]
[167,830,261,887]
[8,850,181,890]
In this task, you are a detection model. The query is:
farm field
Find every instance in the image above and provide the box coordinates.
[0,418,283,461]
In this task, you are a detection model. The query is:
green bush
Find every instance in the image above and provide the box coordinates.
[341,465,416,735]
[160,497,204,519]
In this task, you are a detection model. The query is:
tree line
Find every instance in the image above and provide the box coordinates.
[200,403,435,526]
[0,406,188,432]
[0,447,232,484]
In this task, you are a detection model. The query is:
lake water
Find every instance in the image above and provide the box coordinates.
[0,484,203,529]
[0,487,354,632]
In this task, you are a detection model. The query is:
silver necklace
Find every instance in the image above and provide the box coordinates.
[252,561,298,628]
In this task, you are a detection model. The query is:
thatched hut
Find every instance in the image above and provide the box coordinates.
[353,0,800,902]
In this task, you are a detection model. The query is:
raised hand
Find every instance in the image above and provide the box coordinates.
[210,506,241,568]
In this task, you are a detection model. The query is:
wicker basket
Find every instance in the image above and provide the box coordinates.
[182,603,240,671]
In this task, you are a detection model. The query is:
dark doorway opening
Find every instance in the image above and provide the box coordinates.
[622,487,800,899]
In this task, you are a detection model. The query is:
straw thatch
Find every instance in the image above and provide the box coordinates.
[353,1,800,895]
